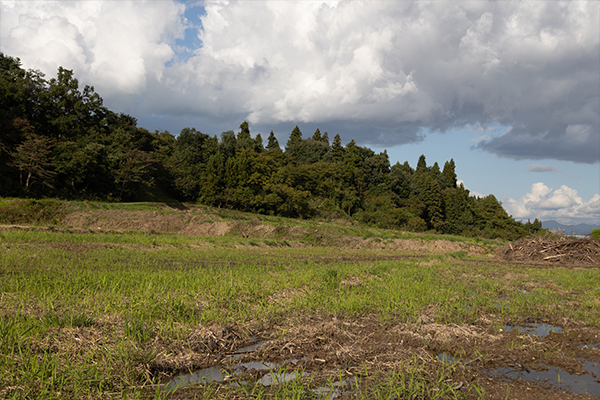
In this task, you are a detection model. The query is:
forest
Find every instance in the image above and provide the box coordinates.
[0,53,539,239]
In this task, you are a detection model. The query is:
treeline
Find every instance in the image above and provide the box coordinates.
[0,53,536,239]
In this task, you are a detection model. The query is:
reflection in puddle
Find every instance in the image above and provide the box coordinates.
[489,362,600,396]
[579,343,600,349]
[437,353,456,362]
[313,378,360,399]
[503,323,562,337]
[159,359,303,392]
[161,366,226,391]
[258,371,306,386]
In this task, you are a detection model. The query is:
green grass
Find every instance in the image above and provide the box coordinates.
[0,228,596,399]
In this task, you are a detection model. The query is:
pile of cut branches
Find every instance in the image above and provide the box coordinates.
[501,237,599,266]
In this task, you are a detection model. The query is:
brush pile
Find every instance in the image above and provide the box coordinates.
[501,237,599,266]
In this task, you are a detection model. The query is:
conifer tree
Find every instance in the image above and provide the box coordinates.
[237,121,256,150]
[312,128,322,141]
[321,131,330,145]
[331,134,344,161]
[266,130,280,151]
[254,133,264,152]
[416,154,427,173]
[420,175,443,230]
[286,125,302,147]
[285,125,303,157]
[238,121,251,141]
[401,161,414,176]
[442,159,457,188]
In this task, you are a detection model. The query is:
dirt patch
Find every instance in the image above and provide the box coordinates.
[501,237,600,267]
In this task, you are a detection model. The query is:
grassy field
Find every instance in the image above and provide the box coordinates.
[1,201,599,399]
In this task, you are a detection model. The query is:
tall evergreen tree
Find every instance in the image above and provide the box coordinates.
[312,128,322,141]
[401,161,414,177]
[442,159,457,188]
[237,121,256,150]
[286,125,302,147]
[416,154,427,174]
[285,125,303,158]
[266,130,280,151]
[238,121,250,140]
[254,133,264,152]
[420,175,443,230]
[331,134,344,162]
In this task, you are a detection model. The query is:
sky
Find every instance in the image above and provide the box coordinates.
[1,0,598,226]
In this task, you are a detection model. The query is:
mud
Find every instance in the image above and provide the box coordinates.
[151,315,600,399]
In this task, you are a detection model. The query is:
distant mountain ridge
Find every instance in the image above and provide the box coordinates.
[542,220,597,236]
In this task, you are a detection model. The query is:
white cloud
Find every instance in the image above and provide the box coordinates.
[503,182,600,225]
[1,1,598,162]
[0,1,185,99]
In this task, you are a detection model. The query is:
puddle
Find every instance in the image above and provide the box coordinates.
[258,371,306,386]
[488,362,600,396]
[437,353,456,362]
[583,360,600,377]
[579,343,600,349]
[237,361,280,371]
[502,323,563,337]
[161,366,226,391]
[159,359,304,392]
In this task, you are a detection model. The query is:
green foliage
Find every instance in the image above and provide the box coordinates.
[0,52,531,240]
[591,229,600,240]
[442,159,457,189]
[473,195,528,240]
[420,175,443,230]
[266,130,280,152]
[330,133,345,162]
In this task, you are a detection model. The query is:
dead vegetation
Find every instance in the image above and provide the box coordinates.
[501,237,600,266]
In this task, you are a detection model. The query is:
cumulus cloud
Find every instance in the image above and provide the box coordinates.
[1,1,598,162]
[527,164,562,173]
[502,182,600,225]
[0,0,186,102]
